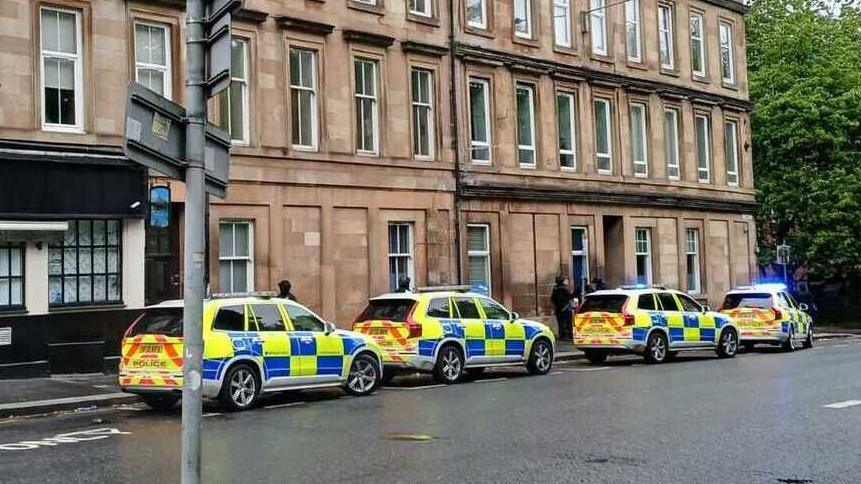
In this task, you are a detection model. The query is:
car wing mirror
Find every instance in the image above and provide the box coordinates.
[510,312,520,321]
[324,322,336,334]
[798,303,809,312]
[701,305,711,313]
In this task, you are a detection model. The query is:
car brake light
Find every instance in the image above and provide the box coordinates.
[406,304,422,339]
[622,309,635,326]
[771,307,783,321]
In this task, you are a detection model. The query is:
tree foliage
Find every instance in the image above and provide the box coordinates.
[747,0,861,281]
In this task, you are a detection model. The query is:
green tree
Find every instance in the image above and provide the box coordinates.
[747,0,861,288]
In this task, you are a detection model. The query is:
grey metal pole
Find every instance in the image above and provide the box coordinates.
[182,0,206,483]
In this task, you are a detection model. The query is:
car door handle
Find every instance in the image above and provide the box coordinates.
[299,336,314,343]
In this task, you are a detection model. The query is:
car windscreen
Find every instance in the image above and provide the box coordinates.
[356,299,416,322]
[578,295,628,314]
[722,293,773,310]
[128,308,184,337]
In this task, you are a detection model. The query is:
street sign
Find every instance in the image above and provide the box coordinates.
[776,244,790,265]
[205,0,242,98]
[123,82,230,198]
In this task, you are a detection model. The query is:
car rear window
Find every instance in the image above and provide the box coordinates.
[723,293,773,310]
[128,308,183,337]
[356,299,416,322]
[578,295,628,313]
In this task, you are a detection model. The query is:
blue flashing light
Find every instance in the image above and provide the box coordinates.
[753,282,787,292]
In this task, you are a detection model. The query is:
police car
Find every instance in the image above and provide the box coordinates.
[574,286,739,364]
[351,287,556,384]
[720,284,813,351]
[119,295,384,411]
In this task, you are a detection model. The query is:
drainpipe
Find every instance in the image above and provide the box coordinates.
[449,0,462,285]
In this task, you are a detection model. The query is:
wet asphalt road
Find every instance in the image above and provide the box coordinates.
[1,340,860,484]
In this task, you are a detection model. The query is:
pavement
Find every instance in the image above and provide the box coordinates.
[0,337,860,483]
[0,342,585,419]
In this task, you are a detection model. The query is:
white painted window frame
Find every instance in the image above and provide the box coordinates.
[590,0,607,56]
[409,0,432,17]
[516,82,537,168]
[557,91,577,171]
[594,97,613,174]
[514,0,532,39]
[354,58,380,156]
[635,228,653,286]
[289,47,318,151]
[553,0,572,47]
[134,21,172,100]
[625,0,642,62]
[571,226,590,293]
[695,113,711,183]
[658,4,675,70]
[689,12,706,77]
[719,21,736,84]
[630,102,648,177]
[388,222,415,292]
[219,220,254,295]
[467,223,492,296]
[411,68,435,160]
[725,119,740,186]
[467,0,488,29]
[40,6,84,133]
[224,37,250,145]
[664,107,681,180]
[685,228,701,294]
[469,77,492,165]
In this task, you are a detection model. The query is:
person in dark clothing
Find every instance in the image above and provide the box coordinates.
[277,280,297,301]
[395,276,412,293]
[551,276,575,340]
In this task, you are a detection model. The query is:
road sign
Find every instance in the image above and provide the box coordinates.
[205,0,242,98]
[123,82,230,198]
[776,244,790,265]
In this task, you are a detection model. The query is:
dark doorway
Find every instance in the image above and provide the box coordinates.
[145,204,181,305]
[602,215,624,289]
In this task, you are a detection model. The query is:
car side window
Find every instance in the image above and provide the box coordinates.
[678,294,702,312]
[453,297,481,319]
[656,293,681,312]
[426,298,452,318]
[780,292,797,309]
[285,304,326,332]
[637,293,657,311]
[213,305,246,331]
[479,298,510,320]
[250,304,286,331]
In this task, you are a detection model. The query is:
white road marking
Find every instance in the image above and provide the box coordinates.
[560,366,613,372]
[385,384,447,391]
[476,378,509,383]
[202,412,222,417]
[264,402,305,410]
[550,371,564,375]
[0,428,130,452]
[823,400,861,409]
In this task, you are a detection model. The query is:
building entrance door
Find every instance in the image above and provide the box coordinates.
[145,206,181,305]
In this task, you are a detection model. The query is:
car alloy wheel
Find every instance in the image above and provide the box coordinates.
[347,356,378,395]
[783,327,797,352]
[434,345,463,384]
[229,367,257,409]
[718,329,738,358]
[645,333,667,364]
[527,339,553,375]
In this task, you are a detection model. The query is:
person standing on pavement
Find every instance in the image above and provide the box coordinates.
[551,276,575,340]
[277,280,297,301]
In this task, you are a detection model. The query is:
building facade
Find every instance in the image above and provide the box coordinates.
[0,0,755,374]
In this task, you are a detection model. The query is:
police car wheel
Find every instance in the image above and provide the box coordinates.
[644,333,668,364]
[434,345,464,384]
[782,327,797,352]
[141,394,180,411]
[584,350,608,364]
[803,328,814,349]
[219,364,260,412]
[527,339,553,375]
[345,354,381,396]
[716,329,738,358]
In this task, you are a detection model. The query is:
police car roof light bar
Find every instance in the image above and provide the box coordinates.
[618,285,668,291]
[210,291,278,299]
[415,285,471,293]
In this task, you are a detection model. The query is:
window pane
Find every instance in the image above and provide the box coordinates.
[285,305,326,332]
[234,223,249,257]
[219,223,233,257]
[213,305,246,332]
[467,0,485,26]
[626,0,640,60]
[229,81,245,141]
[426,298,451,318]
[469,81,488,144]
[41,9,58,52]
[232,260,248,293]
[516,85,534,162]
[554,1,570,46]
[57,11,77,54]
[630,104,646,171]
[514,0,530,35]
[231,39,246,79]
[252,304,286,331]
[480,299,510,320]
[454,297,481,319]
[467,225,488,252]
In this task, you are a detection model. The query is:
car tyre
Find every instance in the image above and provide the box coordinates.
[782,326,797,352]
[141,394,180,411]
[527,338,554,375]
[644,332,669,364]
[433,344,464,384]
[344,353,381,396]
[716,328,738,358]
[584,350,608,364]
[218,363,261,412]
[803,326,814,349]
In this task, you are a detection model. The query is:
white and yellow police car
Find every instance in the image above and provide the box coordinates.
[352,287,556,384]
[574,286,739,364]
[119,295,384,411]
[720,284,813,351]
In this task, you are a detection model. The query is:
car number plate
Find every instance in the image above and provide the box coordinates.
[139,344,162,354]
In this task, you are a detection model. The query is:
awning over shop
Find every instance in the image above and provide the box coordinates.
[0,139,147,220]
